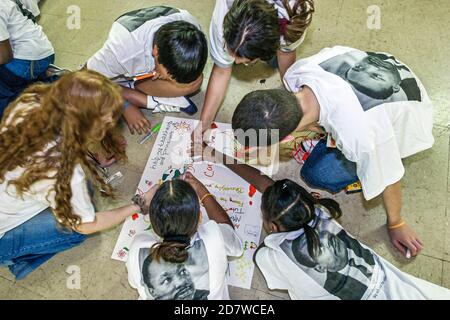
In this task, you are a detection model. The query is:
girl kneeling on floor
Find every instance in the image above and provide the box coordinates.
[0,70,155,280]
[204,148,450,300]
[127,173,243,300]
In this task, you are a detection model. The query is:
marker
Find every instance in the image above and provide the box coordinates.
[110,71,157,82]
[139,123,162,145]
[132,71,157,82]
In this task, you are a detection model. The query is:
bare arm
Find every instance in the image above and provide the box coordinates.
[0,39,13,65]
[76,204,140,235]
[383,181,402,226]
[134,74,203,98]
[277,50,296,80]
[75,185,158,235]
[184,172,233,227]
[383,180,423,256]
[223,155,275,194]
[199,64,233,128]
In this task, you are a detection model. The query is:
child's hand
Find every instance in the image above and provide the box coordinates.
[388,222,423,258]
[184,172,208,197]
[123,104,151,135]
[189,140,220,164]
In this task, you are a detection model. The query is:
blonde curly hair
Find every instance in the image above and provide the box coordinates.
[0,70,127,230]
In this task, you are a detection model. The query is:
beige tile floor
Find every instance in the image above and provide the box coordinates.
[1,0,449,299]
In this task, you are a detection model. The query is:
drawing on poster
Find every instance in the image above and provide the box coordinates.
[112,117,276,289]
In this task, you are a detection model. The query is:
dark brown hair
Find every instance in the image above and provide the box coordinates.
[282,0,315,44]
[149,180,200,264]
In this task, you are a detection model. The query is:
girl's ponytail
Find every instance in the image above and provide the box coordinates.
[282,0,315,44]
[148,180,200,264]
[150,235,191,264]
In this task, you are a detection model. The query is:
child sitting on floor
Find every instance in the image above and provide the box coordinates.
[87,6,208,135]
[126,174,242,300]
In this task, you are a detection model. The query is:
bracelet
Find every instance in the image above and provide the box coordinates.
[200,193,215,206]
[131,194,147,214]
[387,219,406,230]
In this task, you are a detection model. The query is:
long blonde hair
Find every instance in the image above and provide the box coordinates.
[0,70,127,230]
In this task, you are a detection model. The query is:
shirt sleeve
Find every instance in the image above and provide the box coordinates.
[0,6,10,41]
[218,223,243,257]
[357,137,405,200]
[127,233,158,300]
[68,165,96,223]
[209,1,235,68]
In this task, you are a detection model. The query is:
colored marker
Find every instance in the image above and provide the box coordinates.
[139,123,162,145]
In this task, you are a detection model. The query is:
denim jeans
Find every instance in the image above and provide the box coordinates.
[0,208,86,280]
[0,54,55,117]
[300,139,359,193]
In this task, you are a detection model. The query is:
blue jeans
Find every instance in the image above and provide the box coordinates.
[0,54,55,117]
[0,208,86,280]
[301,139,359,193]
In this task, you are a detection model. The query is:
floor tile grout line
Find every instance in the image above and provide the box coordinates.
[0,273,14,283]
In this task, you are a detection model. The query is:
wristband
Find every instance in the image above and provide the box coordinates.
[123,100,130,110]
[387,219,406,230]
[131,194,147,215]
[200,193,215,206]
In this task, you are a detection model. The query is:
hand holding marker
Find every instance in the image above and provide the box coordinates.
[139,123,162,145]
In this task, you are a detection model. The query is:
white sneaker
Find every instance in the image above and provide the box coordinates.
[152,104,181,113]
[146,96,198,115]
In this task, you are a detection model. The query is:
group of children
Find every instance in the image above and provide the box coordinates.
[0,0,449,300]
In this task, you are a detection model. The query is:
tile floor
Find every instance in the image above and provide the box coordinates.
[1,0,449,300]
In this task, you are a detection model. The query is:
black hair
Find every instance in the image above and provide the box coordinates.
[147,179,200,264]
[223,0,279,61]
[232,89,302,147]
[154,21,208,83]
[261,179,342,259]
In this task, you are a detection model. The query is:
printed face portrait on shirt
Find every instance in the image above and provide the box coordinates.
[280,215,377,300]
[319,49,421,111]
[292,230,348,273]
[116,6,179,32]
[142,239,210,300]
[346,55,401,100]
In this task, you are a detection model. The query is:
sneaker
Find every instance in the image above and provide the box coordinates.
[45,64,71,77]
[147,96,198,115]
[345,181,362,194]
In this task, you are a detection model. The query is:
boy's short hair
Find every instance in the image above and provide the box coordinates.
[154,21,208,83]
[232,89,302,147]
[223,0,279,61]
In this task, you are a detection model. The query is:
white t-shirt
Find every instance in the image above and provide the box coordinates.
[210,0,308,68]
[283,46,434,200]
[0,101,96,237]
[127,220,243,300]
[256,208,450,300]
[0,0,53,61]
[87,6,201,79]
